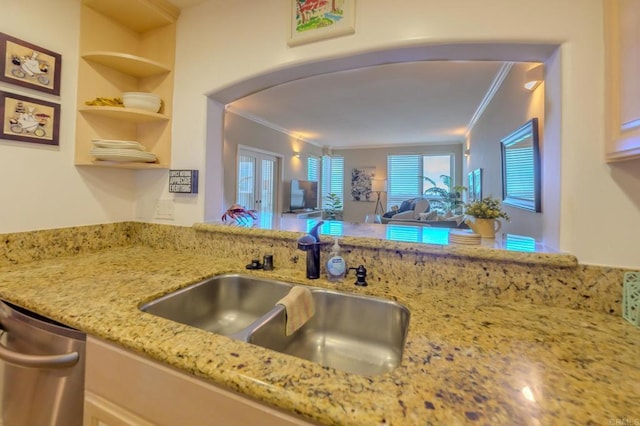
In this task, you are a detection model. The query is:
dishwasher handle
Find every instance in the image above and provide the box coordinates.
[0,339,79,369]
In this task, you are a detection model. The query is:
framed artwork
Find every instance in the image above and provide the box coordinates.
[473,168,483,202]
[288,0,356,47]
[0,33,62,96]
[0,91,60,146]
[467,171,475,202]
[351,166,375,201]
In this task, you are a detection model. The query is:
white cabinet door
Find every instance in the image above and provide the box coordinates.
[84,336,316,426]
[605,0,640,162]
[84,392,154,426]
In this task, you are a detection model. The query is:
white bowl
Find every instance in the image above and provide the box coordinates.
[122,92,161,113]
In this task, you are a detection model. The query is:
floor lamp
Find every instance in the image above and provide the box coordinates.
[371,179,387,218]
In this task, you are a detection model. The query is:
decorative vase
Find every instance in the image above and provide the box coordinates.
[465,217,502,238]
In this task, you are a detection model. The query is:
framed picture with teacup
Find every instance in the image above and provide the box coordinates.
[0,33,61,96]
[0,90,60,146]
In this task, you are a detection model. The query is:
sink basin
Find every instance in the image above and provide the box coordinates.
[248,289,410,376]
[140,274,410,376]
[139,274,294,337]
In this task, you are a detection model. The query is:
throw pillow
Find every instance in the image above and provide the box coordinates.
[399,200,412,212]
[419,211,438,221]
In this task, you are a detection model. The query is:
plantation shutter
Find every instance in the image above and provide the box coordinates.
[307,156,319,182]
[504,146,534,200]
[387,154,421,210]
[321,156,344,209]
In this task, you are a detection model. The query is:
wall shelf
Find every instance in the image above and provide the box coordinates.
[75,0,177,169]
[76,161,169,170]
[80,106,169,123]
[82,51,171,78]
[81,0,179,33]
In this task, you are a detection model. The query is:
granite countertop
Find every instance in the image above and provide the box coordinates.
[226,217,558,256]
[0,244,638,425]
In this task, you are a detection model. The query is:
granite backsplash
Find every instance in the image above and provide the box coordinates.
[0,222,632,316]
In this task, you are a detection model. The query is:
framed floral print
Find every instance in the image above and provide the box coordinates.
[288,0,356,46]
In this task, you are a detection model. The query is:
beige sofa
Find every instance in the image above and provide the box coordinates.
[382,197,467,228]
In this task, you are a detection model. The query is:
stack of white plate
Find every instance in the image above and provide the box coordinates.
[122,92,161,113]
[448,229,481,245]
[90,139,157,163]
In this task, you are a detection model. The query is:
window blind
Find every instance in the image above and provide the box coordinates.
[236,153,255,210]
[321,156,344,209]
[387,154,421,210]
[307,156,319,182]
[504,146,534,200]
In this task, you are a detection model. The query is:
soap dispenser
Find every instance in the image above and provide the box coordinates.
[326,238,346,282]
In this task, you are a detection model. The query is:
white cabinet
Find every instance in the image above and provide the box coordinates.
[84,337,315,426]
[75,0,178,169]
[604,0,640,162]
[84,392,154,426]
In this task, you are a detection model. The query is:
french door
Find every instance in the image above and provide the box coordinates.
[236,148,277,226]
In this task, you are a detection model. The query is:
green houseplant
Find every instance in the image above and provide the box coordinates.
[323,193,343,220]
[464,196,510,238]
[423,175,467,215]
[464,196,511,221]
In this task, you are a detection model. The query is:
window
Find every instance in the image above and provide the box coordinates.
[422,155,454,194]
[307,155,319,182]
[387,155,421,210]
[387,154,453,210]
[500,118,541,212]
[321,156,344,209]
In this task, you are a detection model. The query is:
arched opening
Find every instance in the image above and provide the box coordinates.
[205,42,561,248]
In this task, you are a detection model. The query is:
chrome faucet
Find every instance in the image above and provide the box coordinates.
[297,221,326,279]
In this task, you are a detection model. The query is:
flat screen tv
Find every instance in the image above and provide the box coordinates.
[290,179,319,211]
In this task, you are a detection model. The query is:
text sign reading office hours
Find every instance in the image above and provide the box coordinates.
[169,170,198,194]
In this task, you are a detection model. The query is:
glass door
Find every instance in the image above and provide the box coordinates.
[237,148,277,226]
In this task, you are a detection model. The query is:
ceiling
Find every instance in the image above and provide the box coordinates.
[226,61,512,149]
[165,1,521,150]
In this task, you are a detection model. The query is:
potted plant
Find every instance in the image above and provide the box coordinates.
[464,196,510,238]
[323,193,343,220]
[423,175,467,215]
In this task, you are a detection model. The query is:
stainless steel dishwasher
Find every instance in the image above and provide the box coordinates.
[0,300,85,426]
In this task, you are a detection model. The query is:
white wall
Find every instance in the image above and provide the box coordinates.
[223,112,323,213]
[2,0,639,268]
[0,0,138,233]
[467,62,545,240]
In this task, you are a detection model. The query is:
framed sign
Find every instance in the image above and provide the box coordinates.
[288,0,356,46]
[0,33,62,96]
[0,91,60,146]
[169,170,199,194]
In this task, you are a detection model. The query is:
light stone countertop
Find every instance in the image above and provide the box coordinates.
[227,216,557,255]
[0,243,638,425]
[195,221,578,268]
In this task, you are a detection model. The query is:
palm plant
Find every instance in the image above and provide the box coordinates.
[323,193,343,220]
[423,175,467,215]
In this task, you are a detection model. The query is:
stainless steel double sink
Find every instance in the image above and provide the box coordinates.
[140,274,410,376]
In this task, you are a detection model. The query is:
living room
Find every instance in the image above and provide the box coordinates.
[222,60,544,242]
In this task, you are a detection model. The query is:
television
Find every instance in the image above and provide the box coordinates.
[290,179,319,211]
